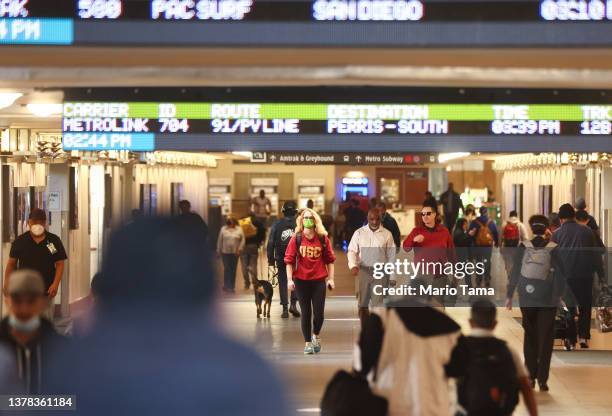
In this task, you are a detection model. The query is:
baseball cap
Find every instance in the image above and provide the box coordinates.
[282,201,297,214]
[7,270,45,296]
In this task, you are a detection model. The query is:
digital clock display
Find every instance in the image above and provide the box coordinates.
[60,86,612,153]
[0,1,611,46]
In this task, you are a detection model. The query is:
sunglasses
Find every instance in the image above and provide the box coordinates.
[421,212,434,217]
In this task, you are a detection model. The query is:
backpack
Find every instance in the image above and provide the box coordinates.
[502,223,520,247]
[320,370,387,416]
[275,217,296,259]
[520,241,556,281]
[475,220,494,247]
[238,217,257,239]
[457,337,519,416]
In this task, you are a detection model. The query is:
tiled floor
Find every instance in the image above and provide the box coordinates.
[218,249,612,415]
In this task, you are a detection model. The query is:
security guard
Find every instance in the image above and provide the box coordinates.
[267,201,300,318]
[3,209,67,320]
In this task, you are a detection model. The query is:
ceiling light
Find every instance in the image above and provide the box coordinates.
[0,92,23,110]
[26,103,63,117]
[438,152,470,163]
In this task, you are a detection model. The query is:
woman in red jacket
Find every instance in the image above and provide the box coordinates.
[403,201,455,306]
[285,208,336,355]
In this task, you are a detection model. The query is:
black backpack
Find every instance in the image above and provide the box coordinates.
[275,217,297,260]
[457,337,519,416]
[320,370,387,416]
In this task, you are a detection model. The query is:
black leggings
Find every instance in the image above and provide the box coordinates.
[294,279,327,342]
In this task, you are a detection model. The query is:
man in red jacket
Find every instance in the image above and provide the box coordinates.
[403,202,455,306]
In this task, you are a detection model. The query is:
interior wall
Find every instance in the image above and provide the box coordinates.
[67,163,91,304]
[500,165,573,223]
[210,159,336,201]
[132,164,209,219]
[446,160,497,200]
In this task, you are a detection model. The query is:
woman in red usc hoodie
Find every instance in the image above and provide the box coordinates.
[403,202,455,306]
[285,208,336,355]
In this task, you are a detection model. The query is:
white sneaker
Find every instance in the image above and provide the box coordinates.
[304,342,314,355]
[312,335,321,353]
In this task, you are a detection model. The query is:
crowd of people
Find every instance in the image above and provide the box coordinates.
[0,187,609,416]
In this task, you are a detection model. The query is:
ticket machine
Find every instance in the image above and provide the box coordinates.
[298,178,325,213]
[209,177,232,216]
[341,176,369,199]
[250,177,279,216]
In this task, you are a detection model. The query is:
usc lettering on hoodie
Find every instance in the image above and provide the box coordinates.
[284,233,336,280]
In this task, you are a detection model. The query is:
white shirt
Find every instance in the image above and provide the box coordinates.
[469,328,529,379]
[347,225,396,269]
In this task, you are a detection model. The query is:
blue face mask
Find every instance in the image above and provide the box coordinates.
[9,314,41,333]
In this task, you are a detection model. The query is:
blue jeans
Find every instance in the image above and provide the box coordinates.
[222,253,239,291]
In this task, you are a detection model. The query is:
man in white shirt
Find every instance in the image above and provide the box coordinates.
[348,208,396,328]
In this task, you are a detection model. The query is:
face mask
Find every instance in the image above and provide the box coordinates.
[30,224,45,236]
[369,224,380,231]
[303,218,315,229]
[9,314,41,333]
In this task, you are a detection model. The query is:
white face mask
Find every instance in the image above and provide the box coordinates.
[9,314,41,333]
[30,224,45,236]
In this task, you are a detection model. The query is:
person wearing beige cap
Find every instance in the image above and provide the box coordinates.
[0,269,66,394]
[3,208,67,319]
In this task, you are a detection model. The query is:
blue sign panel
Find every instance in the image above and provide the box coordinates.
[62,133,155,151]
[0,18,73,45]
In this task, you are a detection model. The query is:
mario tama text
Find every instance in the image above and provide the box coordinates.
[373,283,494,298]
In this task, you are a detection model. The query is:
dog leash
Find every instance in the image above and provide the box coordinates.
[268,265,279,288]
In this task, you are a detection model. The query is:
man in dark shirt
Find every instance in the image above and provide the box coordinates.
[575,197,599,234]
[178,200,209,242]
[552,203,597,348]
[344,199,367,246]
[376,201,401,248]
[3,209,67,320]
[439,183,464,232]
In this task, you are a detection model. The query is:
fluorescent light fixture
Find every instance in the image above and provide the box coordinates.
[0,92,23,110]
[231,151,252,158]
[438,152,471,163]
[26,103,63,117]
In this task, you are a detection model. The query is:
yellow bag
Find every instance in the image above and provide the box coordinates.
[239,217,257,239]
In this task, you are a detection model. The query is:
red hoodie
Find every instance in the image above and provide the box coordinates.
[284,233,336,281]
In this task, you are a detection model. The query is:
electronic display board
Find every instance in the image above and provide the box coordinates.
[61,86,612,153]
[1,1,612,46]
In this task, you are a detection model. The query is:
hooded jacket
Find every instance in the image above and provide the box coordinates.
[0,317,66,394]
[356,302,461,416]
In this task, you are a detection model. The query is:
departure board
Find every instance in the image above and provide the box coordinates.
[61,87,612,153]
[1,1,612,46]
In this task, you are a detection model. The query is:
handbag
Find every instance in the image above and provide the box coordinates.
[320,370,388,416]
[596,285,612,333]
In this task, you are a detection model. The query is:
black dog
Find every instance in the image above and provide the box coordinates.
[254,279,273,319]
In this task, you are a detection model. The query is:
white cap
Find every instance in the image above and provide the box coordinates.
[7,270,45,296]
